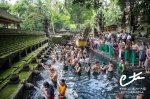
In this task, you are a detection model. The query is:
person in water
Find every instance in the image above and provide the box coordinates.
[48,68,58,88]
[42,82,54,99]
[63,60,68,70]
[92,61,101,77]
[115,92,124,99]
[101,62,107,71]
[75,63,81,80]
[41,63,56,72]
[57,79,67,99]
[85,63,91,79]
[118,59,124,74]
[107,61,114,78]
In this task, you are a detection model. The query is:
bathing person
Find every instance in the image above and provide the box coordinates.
[48,68,58,88]
[63,60,68,70]
[115,92,124,99]
[71,56,76,69]
[107,61,114,78]
[75,63,82,80]
[101,62,106,71]
[42,82,54,99]
[51,58,56,63]
[85,55,90,64]
[57,79,67,99]
[41,63,56,72]
[92,61,100,77]
[118,59,124,74]
[85,63,91,78]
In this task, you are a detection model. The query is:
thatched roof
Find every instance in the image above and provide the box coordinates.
[60,28,67,32]
[0,9,21,24]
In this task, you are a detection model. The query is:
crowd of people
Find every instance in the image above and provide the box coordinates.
[39,31,147,99]
[87,30,150,74]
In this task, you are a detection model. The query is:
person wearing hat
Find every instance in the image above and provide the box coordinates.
[92,61,101,77]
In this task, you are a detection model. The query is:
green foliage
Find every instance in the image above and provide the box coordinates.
[101,0,121,26]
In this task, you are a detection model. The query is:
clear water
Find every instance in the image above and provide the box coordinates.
[21,49,148,99]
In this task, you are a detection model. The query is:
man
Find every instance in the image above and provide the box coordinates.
[92,61,101,77]
[41,63,57,88]
[48,68,58,88]
[58,79,67,99]
[42,82,54,99]
[107,61,114,78]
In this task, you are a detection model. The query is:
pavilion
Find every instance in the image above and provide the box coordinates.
[0,9,21,29]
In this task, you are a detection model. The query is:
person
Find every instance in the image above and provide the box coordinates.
[42,82,54,99]
[58,79,67,99]
[107,61,114,78]
[131,41,139,66]
[144,47,150,73]
[115,92,124,99]
[48,68,58,88]
[118,60,124,74]
[136,94,144,99]
[126,33,132,43]
[41,63,56,72]
[63,61,68,70]
[109,41,114,57]
[101,62,107,71]
[85,63,91,78]
[92,61,100,77]
[118,40,125,60]
[124,43,130,64]
[85,55,90,64]
[75,63,82,80]
[138,42,147,68]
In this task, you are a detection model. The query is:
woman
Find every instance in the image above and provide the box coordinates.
[144,47,150,73]
[58,79,67,99]
[131,41,139,66]
[124,43,130,64]
[75,63,82,79]
[42,82,54,99]
[109,41,114,57]
[138,42,147,68]
[118,60,125,74]
[85,63,91,78]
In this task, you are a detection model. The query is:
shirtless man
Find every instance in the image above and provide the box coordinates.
[92,61,101,77]
[48,68,58,88]
[71,56,76,69]
[107,61,114,78]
